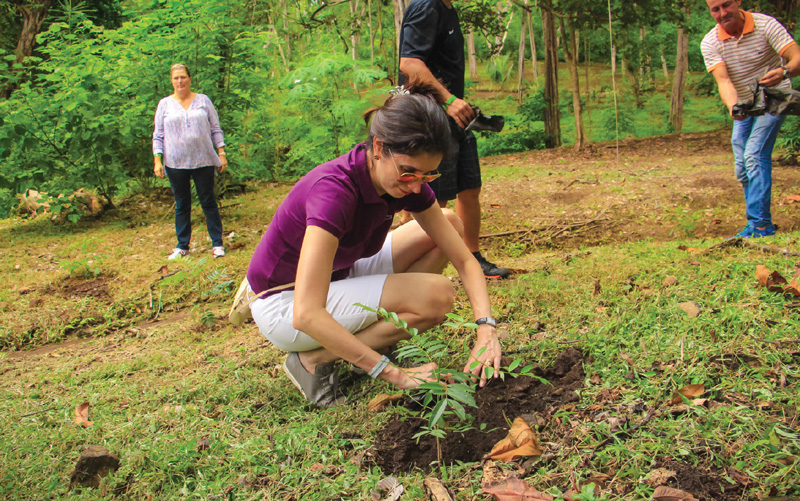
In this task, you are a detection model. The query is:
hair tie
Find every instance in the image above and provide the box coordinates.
[389,85,410,97]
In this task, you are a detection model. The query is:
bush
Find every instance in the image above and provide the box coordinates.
[477,91,546,156]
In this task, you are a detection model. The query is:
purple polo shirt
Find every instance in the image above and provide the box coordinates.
[246,143,436,295]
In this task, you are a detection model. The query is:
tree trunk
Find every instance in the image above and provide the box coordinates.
[467,32,478,80]
[541,2,561,148]
[639,25,648,84]
[492,1,514,54]
[377,0,392,81]
[367,0,375,66]
[527,9,538,81]
[392,0,409,55]
[281,0,291,61]
[670,24,689,132]
[350,0,360,62]
[660,43,669,80]
[772,0,799,31]
[13,0,54,63]
[517,15,526,102]
[585,34,591,126]
[610,44,616,77]
[560,17,587,149]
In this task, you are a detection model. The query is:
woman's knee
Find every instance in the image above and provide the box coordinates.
[421,275,454,321]
[441,207,464,238]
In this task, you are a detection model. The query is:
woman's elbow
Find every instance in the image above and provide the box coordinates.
[291,304,316,332]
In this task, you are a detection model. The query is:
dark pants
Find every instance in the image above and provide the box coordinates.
[165,166,223,250]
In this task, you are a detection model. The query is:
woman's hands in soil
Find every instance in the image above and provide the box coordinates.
[464,330,502,388]
[392,362,439,390]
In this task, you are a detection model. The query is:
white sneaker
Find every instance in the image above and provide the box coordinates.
[212,246,225,258]
[168,248,189,260]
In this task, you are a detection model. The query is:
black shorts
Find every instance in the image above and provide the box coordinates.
[428,119,481,201]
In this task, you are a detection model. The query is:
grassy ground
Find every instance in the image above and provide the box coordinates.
[1,138,799,499]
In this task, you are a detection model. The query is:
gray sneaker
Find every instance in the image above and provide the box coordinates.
[283,352,344,408]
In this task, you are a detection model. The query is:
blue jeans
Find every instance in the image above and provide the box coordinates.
[165,166,223,250]
[731,114,785,228]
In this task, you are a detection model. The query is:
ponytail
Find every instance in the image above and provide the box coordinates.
[364,76,453,159]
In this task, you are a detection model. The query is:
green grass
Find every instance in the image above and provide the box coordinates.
[1,192,799,498]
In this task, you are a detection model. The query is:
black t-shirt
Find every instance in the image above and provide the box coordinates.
[399,0,465,98]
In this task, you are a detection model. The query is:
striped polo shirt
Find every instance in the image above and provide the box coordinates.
[701,10,796,101]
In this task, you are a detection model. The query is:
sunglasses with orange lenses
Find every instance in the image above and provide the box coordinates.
[389,151,442,183]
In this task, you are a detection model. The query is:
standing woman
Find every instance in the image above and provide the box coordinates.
[153,63,228,260]
[243,82,502,408]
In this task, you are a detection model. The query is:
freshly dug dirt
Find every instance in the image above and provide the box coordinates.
[373,348,585,474]
[45,277,112,302]
[655,459,748,501]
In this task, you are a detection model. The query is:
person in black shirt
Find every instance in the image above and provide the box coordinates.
[399,0,510,279]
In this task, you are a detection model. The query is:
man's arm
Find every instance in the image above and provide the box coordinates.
[760,42,800,87]
[400,57,476,128]
[710,63,741,118]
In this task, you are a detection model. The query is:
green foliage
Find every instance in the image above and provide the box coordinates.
[486,55,514,85]
[477,91,546,156]
[59,239,103,278]
[277,54,386,177]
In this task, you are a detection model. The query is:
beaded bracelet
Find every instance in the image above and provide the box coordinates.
[368,355,391,379]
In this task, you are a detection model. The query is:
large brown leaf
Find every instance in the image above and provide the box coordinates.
[670,384,705,405]
[756,265,788,292]
[487,417,543,462]
[652,485,698,500]
[482,477,555,500]
[74,401,93,428]
[367,393,403,412]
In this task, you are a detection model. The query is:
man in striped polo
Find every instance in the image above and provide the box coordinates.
[701,0,800,238]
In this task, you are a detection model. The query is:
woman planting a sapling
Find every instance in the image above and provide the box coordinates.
[153,63,228,260]
[242,81,501,408]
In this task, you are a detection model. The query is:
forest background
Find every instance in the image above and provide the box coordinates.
[2,0,800,219]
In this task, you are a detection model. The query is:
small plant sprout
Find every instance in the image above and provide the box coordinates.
[359,305,542,462]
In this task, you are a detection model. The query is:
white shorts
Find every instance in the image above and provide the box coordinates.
[250,233,395,352]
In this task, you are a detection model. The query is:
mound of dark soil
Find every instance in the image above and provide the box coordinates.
[373,348,585,474]
[45,277,112,302]
[656,459,748,501]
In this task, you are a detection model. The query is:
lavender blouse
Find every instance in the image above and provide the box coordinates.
[152,93,225,169]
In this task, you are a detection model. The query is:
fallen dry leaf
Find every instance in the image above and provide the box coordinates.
[423,477,454,501]
[670,398,709,415]
[228,242,246,251]
[74,401,93,428]
[157,265,169,277]
[663,276,678,287]
[481,460,507,487]
[783,194,800,203]
[367,393,403,412]
[652,485,698,500]
[785,278,800,297]
[756,264,788,292]
[725,466,751,486]
[644,468,676,488]
[677,301,701,318]
[374,476,403,501]
[488,417,543,462]
[482,477,555,500]
[671,383,705,405]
